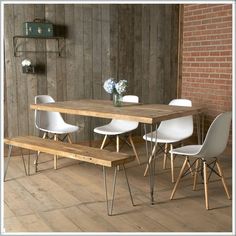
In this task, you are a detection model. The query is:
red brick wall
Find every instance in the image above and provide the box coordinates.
[181,4,232,145]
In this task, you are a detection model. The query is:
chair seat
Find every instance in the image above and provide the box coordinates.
[170,145,202,156]
[94,124,136,135]
[38,123,79,134]
[143,130,192,144]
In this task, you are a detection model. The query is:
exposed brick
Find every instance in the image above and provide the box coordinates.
[181,4,232,146]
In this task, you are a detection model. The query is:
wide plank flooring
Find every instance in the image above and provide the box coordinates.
[3,139,232,233]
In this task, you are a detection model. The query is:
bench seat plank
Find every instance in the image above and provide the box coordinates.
[4,136,135,167]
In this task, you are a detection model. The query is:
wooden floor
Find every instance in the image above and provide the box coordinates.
[4,139,232,233]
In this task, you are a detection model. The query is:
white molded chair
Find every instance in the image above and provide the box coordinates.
[170,112,231,210]
[143,99,193,181]
[35,95,79,169]
[94,95,140,164]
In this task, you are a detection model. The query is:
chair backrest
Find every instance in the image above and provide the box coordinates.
[157,99,193,139]
[122,95,139,103]
[198,112,232,158]
[109,95,139,131]
[35,95,65,131]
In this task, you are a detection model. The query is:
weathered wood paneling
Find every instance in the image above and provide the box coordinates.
[4,4,179,141]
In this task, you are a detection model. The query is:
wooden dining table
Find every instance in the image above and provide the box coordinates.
[30,99,205,204]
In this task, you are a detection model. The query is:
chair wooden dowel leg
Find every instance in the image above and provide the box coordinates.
[203,161,209,210]
[37,132,47,157]
[144,160,151,177]
[42,132,47,139]
[170,144,175,183]
[143,142,158,176]
[170,157,188,200]
[215,161,231,200]
[116,135,119,152]
[193,159,199,191]
[100,135,108,149]
[54,135,58,170]
[67,133,73,144]
[129,134,140,165]
[163,143,168,169]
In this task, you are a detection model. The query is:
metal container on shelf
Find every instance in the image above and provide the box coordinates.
[23,18,53,37]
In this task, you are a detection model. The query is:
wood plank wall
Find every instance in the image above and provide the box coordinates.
[4,4,179,142]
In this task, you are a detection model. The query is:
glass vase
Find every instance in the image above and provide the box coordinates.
[113,93,123,107]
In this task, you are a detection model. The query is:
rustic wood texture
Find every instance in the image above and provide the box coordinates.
[4,4,179,141]
[4,136,135,167]
[30,99,205,124]
[4,140,232,232]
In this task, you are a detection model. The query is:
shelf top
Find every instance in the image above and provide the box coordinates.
[13,35,64,39]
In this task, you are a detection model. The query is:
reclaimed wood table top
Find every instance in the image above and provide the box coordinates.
[30,99,205,124]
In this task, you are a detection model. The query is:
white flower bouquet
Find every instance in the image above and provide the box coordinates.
[103,78,128,106]
[103,78,128,95]
[21,59,31,67]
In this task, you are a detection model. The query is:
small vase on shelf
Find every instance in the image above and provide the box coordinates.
[113,93,123,107]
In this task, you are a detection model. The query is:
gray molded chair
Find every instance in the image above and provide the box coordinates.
[143,99,193,182]
[170,112,232,210]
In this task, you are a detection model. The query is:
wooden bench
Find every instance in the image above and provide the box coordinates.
[4,136,135,215]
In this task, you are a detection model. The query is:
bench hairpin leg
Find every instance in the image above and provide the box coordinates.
[102,166,118,216]
[27,150,31,176]
[4,145,13,181]
[34,152,39,173]
[122,164,134,206]
[103,166,109,216]
[20,148,27,176]
[110,166,117,216]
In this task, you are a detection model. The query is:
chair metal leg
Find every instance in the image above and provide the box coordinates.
[103,166,117,216]
[100,135,108,149]
[215,160,231,200]
[129,134,140,165]
[122,164,134,206]
[193,159,199,190]
[170,157,188,200]
[163,143,168,169]
[4,145,13,181]
[203,161,209,210]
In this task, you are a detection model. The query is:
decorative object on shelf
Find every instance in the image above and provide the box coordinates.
[23,18,54,37]
[21,58,35,74]
[103,78,128,107]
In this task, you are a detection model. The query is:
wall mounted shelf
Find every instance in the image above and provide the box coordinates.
[13,35,65,57]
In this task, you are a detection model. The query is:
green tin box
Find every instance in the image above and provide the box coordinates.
[23,19,53,37]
